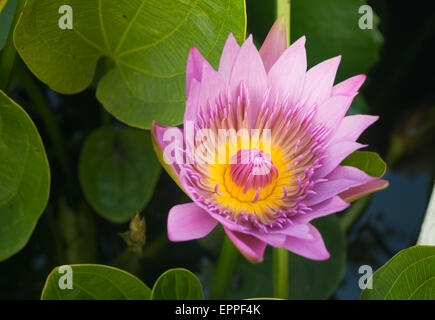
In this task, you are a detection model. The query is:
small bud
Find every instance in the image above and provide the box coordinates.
[119,213,146,253]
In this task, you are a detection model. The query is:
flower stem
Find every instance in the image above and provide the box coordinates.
[273,0,291,301]
[276,0,291,46]
[273,247,289,299]
[339,196,372,232]
[210,235,239,299]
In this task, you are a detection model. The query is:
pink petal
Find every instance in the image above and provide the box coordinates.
[185,55,226,123]
[167,203,218,241]
[247,229,287,247]
[185,47,210,99]
[201,203,286,246]
[301,56,341,112]
[218,33,240,82]
[151,122,183,185]
[277,224,314,240]
[314,95,355,130]
[184,78,201,123]
[283,224,330,260]
[198,64,226,110]
[229,35,268,127]
[294,196,350,225]
[332,74,366,97]
[314,141,366,179]
[304,165,375,206]
[339,178,389,202]
[330,114,378,144]
[224,227,267,263]
[259,18,288,73]
[267,36,306,108]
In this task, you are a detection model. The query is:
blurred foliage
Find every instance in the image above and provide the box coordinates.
[79,126,161,223]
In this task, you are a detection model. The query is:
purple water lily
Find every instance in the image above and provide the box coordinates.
[152,20,387,263]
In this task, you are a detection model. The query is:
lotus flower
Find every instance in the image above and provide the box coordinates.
[152,20,387,263]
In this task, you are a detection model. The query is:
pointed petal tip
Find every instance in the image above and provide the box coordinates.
[259,21,288,73]
[357,74,367,82]
[333,55,342,64]
[188,46,200,55]
[321,55,342,69]
[151,120,162,132]
[316,250,331,261]
[187,46,202,64]
[151,120,157,131]
[332,74,367,97]
[370,114,379,122]
[296,35,306,46]
[353,74,367,89]
[271,17,287,38]
[240,34,257,52]
[227,32,238,44]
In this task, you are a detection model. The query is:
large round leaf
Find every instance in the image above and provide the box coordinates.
[79,126,161,223]
[218,215,346,299]
[291,0,383,81]
[361,246,435,300]
[14,0,246,128]
[151,268,204,300]
[41,264,151,300]
[0,90,50,262]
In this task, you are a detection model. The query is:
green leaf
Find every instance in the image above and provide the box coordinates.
[41,264,151,300]
[0,90,50,262]
[291,0,383,82]
[79,126,161,223]
[151,268,204,300]
[211,215,346,299]
[14,0,246,129]
[0,0,17,50]
[341,151,387,178]
[361,246,435,300]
